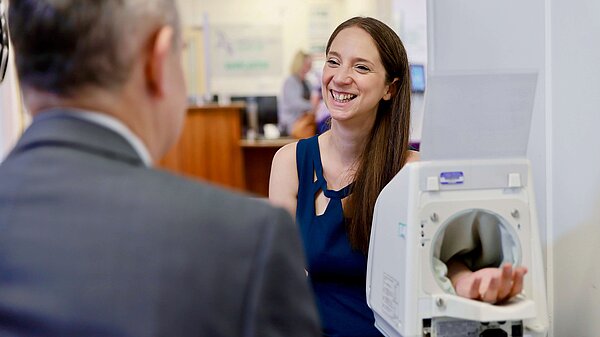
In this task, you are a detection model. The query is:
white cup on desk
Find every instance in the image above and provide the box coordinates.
[263,123,280,139]
[219,93,231,105]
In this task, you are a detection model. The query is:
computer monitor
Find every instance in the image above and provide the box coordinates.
[230,95,279,136]
[410,64,426,93]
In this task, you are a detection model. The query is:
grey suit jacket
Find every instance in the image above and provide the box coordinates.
[0,112,320,337]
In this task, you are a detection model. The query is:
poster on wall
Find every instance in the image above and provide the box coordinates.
[308,4,333,56]
[210,24,283,77]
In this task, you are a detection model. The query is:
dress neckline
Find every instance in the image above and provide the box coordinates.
[312,136,353,199]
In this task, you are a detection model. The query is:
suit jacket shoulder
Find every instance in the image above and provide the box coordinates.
[0,114,320,337]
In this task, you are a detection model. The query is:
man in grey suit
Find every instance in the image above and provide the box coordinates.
[0,1,320,336]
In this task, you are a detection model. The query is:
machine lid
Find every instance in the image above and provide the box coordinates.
[419,72,538,161]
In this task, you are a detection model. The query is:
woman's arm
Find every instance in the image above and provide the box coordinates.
[269,142,300,217]
[447,258,527,304]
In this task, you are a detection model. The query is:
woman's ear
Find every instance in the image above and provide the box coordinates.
[382,78,400,101]
[145,25,175,97]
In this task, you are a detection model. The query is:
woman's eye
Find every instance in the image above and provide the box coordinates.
[355,65,371,73]
[326,59,340,66]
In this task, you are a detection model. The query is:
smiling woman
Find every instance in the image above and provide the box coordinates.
[269,17,412,337]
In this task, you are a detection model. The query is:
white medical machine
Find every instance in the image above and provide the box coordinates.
[366,73,548,337]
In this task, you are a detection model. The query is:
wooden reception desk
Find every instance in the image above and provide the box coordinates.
[159,104,246,191]
[158,105,295,197]
[240,137,295,197]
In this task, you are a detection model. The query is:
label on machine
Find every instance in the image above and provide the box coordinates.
[433,319,479,337]
[430,318,522,337]
[439,171,464,185]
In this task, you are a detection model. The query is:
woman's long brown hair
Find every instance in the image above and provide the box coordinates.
[325,17,412,254]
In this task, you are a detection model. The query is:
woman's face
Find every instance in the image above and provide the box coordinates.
[322,26,392,125]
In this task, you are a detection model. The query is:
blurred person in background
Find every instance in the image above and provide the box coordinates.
[279,50,320,138]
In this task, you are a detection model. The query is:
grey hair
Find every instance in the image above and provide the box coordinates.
[9,0,180,96]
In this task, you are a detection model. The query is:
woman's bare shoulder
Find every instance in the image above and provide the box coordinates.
[269,141,300,215]
[407,149,420,163]
[273,141,298,162]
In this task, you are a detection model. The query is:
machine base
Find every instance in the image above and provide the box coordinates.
[426,318,522,337]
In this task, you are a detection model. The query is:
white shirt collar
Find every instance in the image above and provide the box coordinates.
[44,109,153,167]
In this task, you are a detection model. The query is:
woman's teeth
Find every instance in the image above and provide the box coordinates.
[332,91,356,103]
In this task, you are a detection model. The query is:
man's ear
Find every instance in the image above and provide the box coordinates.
[146,25,175,97]
[383,78,400,101]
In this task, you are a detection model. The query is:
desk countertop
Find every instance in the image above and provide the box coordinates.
[240,137,296,148]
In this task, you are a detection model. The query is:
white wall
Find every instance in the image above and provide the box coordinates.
[177,0,364,96]
[550,0,600,335]
[180,0,311,95]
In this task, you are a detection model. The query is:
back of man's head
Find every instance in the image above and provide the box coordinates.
[8,0,180,96]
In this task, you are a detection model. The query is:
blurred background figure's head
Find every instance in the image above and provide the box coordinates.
[290,50,312,80]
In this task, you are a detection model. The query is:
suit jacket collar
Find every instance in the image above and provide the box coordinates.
[9,110,144,166]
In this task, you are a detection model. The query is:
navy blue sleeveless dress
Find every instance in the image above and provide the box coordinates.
[296,135,383,337]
